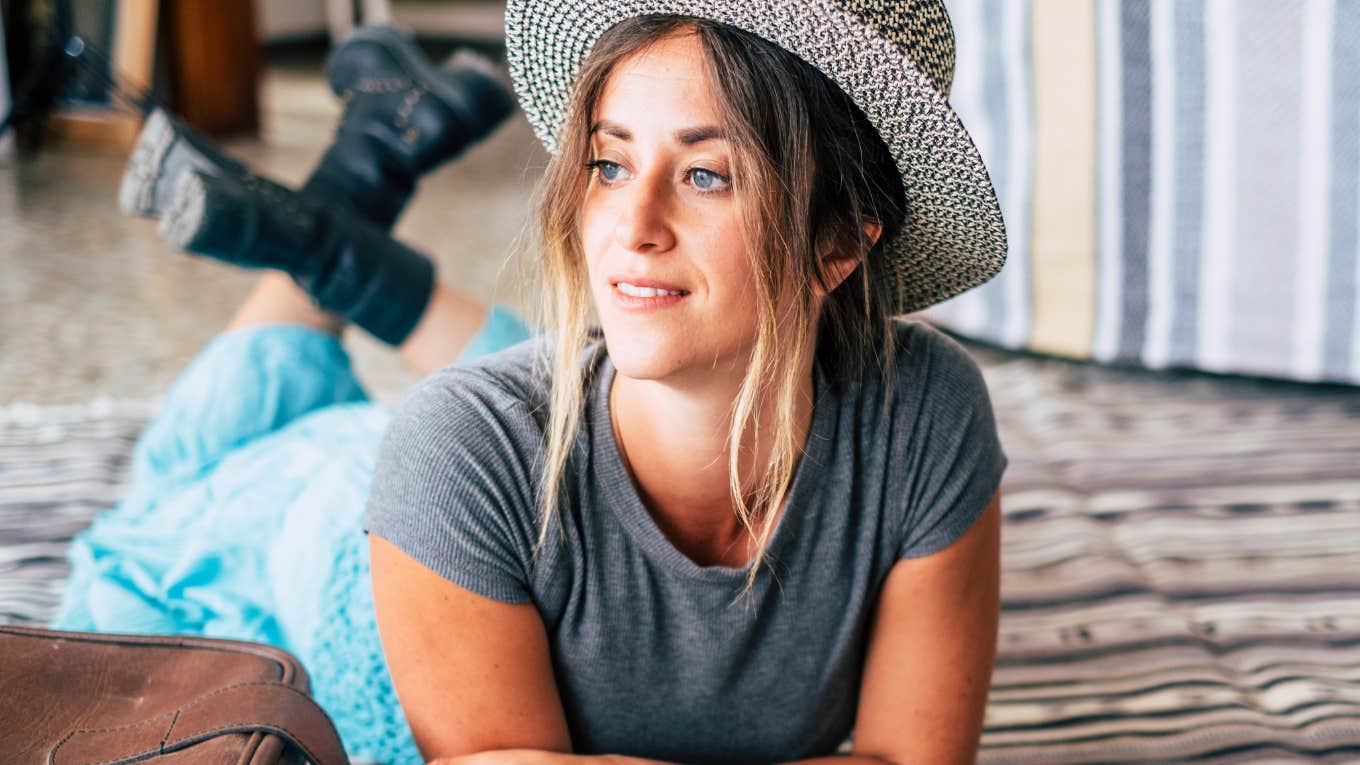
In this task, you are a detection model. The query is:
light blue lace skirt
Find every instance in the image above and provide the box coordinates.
[50,307,533,765]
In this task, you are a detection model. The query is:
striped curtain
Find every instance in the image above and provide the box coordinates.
[924,0,1360,386]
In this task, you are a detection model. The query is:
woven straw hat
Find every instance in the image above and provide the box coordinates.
[504,0,1007,315]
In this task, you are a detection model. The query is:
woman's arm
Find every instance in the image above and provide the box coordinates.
[392,484,999,765]
[850,490,1003,765]
[369,534,575,760]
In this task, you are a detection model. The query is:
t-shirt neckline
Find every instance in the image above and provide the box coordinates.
[592,351,836,584]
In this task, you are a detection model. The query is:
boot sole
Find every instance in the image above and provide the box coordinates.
[119,109,252,219]
[118,109,177,217]
[159,170,209,250]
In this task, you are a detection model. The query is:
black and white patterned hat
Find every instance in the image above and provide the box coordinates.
[504,0,1007,315]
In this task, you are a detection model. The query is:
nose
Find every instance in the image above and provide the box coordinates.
[612,170,676,254]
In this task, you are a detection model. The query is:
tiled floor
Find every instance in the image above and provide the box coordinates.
[1,54,550,406]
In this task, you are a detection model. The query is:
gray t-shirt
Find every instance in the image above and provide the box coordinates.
[363,318,1008,764]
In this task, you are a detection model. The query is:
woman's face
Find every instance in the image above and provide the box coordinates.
[580,31,758,384]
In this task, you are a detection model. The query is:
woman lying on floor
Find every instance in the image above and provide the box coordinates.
[53,3,1010,764]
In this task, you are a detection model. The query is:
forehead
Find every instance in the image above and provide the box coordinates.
[592,31,722,129]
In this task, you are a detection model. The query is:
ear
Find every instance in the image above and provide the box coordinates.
[862,220,883,249]
[813,220,884,299]
[815,254,863,298]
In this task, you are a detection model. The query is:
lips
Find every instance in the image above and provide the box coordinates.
[617,283,683,298]
[608,275,690,311]
[609,275,690,295]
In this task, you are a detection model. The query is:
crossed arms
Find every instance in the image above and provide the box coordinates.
[373,491,1002,765]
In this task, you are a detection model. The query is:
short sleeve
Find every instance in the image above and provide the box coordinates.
[896,326,1009,559]
[362,368,542,604]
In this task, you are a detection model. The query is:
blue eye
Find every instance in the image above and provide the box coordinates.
[688,167,730,193]
[586,159,625,182]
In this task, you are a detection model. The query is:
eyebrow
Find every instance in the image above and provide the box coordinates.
[590,120,727,145]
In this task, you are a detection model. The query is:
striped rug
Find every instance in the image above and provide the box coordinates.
[2,344,1358,763]
[927,0,1360,386]
[0,399,149,629]
[964,341,1360,763]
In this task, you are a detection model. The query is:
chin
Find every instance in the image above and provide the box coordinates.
[603,330,690,381]
[602,323,749,385]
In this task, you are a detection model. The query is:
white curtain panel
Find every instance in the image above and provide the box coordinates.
[925,0,1360,386]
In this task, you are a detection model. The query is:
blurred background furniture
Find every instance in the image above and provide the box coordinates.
[0,0,259,147]
[923,0,1360,387]
[0,0,158,151]
[162,0,260,136]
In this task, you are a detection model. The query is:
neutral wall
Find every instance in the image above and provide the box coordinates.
[256,0,328,41]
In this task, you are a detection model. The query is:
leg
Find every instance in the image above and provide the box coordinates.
[396,283,491,378]
[225,271,346,335]
[226,270,497,380]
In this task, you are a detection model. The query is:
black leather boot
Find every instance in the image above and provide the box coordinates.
[162,169,435,347]
[119,34,513,228]
[300,26,516,228]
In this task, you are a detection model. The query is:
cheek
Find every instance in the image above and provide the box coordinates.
[701,218,757,307]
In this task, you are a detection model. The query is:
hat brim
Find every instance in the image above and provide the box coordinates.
[505,0,1008,315]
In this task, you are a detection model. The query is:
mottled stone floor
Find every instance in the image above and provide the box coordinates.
[1,54,549,406]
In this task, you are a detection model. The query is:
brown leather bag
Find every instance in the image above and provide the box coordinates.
[0,625,350,765]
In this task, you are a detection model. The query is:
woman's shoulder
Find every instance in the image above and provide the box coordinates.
[880,322,1008,559]
[366,337,565,605]
[883,317,994,404]
[391,336,609,446]
[416,337,550,414]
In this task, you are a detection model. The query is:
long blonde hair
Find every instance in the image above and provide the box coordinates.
[529,16,907,601]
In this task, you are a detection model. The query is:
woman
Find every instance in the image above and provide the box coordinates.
[56,2,1010,764]
[367,3,1009,763]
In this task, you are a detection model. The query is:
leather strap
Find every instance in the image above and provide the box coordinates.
[49,680,349,765]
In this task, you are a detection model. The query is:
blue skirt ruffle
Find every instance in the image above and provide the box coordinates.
[51,306,534,765]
